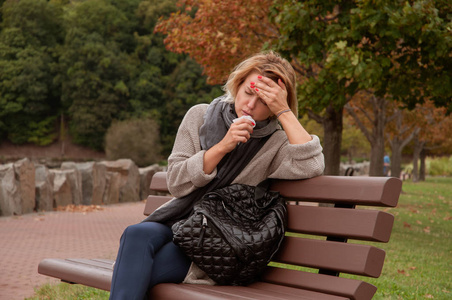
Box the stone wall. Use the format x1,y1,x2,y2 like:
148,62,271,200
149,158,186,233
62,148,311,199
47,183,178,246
0,158,165,217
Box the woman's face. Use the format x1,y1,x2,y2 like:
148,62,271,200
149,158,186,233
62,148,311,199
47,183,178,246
234,72,272,121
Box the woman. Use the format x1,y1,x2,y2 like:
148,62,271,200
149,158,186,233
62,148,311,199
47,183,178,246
109,51,324,299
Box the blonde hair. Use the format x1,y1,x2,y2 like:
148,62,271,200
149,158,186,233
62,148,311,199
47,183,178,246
223,51,298,117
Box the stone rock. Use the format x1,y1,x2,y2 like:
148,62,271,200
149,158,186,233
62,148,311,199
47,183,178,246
62,162,106,205
100,159,140,203
59,164,83,205
0,164,21,216
35,164,54,211
103,171,120,205
139,164,163,200
51,169,82,207
51,170,73,207
14,158,36,214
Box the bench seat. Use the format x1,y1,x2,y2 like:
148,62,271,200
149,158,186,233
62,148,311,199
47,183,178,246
38,172,401,300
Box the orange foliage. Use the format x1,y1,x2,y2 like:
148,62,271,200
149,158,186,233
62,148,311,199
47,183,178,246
154,0,277,84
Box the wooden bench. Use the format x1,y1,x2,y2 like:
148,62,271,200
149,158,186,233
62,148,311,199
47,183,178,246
38,172,401,299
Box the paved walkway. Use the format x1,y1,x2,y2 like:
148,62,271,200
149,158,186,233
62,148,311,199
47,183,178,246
0,202,145,300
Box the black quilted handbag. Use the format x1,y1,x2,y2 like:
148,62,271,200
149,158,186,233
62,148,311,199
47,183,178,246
172,182,287,286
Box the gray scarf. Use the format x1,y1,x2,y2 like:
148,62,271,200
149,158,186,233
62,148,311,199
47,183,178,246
199,95,279,150
143,95,278,226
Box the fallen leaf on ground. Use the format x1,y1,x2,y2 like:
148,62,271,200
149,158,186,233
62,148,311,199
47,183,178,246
397,269,410,276
403,222,411,228
56,205,104,213
423,226,431,233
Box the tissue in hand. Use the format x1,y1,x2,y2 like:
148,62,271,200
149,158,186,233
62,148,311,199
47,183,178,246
233,115,256,128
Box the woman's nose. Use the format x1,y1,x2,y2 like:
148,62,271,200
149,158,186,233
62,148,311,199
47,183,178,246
247,96,257,109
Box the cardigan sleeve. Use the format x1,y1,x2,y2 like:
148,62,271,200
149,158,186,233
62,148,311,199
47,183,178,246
267,134,325,180
166,104,217,198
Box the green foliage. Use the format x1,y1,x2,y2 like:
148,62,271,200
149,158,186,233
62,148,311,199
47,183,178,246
0,0,219,156
299,115,324,142
105,118,162,167
270,0,452,113
0,0,63,143
6,115,57,145
426,156,452,176
159,57,222,155
400,156,452,177
58,0,133,150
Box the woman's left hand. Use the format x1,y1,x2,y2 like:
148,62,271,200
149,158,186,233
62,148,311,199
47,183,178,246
252,76,290,116
253,75,313,145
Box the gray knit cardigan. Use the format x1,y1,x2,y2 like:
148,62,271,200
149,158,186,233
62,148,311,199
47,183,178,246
157,103,325,284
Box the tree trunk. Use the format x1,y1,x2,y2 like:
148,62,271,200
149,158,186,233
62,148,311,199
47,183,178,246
369,130,385,176
60,113,65,157
368,97,386,176
419,149,426,181
390,140,403,179
387,111,419,179
322,105,343,175
412,133,421,182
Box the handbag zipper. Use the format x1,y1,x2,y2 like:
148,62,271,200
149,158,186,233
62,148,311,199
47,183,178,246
197,214,208,247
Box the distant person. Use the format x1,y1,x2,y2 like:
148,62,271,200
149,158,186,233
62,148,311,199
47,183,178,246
384,154,391,176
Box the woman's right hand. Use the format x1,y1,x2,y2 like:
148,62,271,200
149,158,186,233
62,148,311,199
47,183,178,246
203,118,254,174
218,119,254,153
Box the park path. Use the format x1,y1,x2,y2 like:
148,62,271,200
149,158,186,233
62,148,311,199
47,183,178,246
0,202,144,300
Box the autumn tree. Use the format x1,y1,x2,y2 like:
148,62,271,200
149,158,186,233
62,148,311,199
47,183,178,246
155,0,277,84
271,0,452,175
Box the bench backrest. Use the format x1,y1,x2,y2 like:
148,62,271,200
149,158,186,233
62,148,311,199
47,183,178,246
144,172,401,300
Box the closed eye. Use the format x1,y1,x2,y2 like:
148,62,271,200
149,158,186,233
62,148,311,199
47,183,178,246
245,87,254,96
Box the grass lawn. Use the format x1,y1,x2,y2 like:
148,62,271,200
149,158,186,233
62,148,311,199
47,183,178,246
28,177,451,299
350,176,451,299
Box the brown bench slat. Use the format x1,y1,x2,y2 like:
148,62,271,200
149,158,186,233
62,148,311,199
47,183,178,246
38,258,113,291
150,282,348,300
273,237,385,277
149,172,401,207
261,267,376,300
271,176,400,207
144,197,394,242
65,258,113,269
286,205,395,242
143,195,173,216
250,282,349,300
149,172,170,192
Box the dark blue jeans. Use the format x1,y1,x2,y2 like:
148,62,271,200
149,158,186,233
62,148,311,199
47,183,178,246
109,222,191,300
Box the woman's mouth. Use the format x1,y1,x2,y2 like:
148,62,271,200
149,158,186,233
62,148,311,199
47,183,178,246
242,110,252,117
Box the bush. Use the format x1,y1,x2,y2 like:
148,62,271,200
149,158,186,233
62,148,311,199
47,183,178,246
105,118,162,167
427,156,452,176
